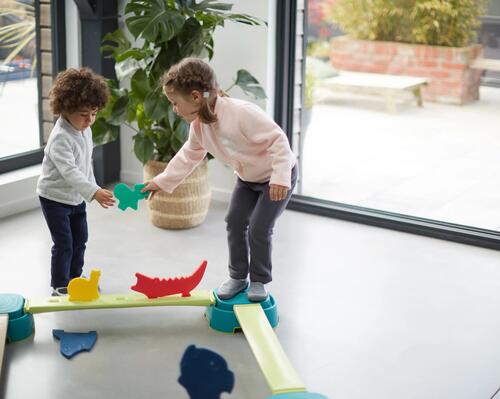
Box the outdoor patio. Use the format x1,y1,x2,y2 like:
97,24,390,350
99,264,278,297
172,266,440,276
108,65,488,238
300,84,500,230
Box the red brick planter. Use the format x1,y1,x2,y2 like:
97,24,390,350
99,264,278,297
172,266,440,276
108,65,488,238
330,36,483,104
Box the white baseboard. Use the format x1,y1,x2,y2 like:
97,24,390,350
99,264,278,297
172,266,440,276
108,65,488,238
0,165,41,219
0,194,39,219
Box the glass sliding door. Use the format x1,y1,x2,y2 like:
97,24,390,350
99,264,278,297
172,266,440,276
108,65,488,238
292,0,500,236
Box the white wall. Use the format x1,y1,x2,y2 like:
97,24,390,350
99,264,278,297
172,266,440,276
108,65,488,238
119,0,276,202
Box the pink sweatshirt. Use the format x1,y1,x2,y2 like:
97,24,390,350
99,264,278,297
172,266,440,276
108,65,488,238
153,96,297,193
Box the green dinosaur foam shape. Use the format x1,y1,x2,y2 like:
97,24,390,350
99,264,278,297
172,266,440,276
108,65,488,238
113,183,149,211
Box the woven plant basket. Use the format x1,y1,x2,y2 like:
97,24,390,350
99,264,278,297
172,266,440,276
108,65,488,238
143,159,211,229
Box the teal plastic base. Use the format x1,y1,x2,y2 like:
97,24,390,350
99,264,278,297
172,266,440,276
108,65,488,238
0,293,35,342
205,289,278,333
266,393,329,398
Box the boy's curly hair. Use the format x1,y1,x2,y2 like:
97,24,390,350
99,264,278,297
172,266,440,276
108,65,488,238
49,67,109,115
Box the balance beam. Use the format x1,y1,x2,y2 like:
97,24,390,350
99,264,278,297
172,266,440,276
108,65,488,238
0,314,8,378
24,291,215,314
234,304,306,395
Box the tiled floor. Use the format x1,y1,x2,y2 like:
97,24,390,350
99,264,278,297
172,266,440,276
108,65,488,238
1,200,500,398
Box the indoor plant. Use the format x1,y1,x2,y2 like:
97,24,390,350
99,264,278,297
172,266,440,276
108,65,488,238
93,0,266,228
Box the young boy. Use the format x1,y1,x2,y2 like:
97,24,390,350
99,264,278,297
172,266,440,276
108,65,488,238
37,67,115,296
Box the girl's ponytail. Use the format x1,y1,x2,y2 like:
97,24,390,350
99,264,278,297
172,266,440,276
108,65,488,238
161,58,220,124
198,92,217,124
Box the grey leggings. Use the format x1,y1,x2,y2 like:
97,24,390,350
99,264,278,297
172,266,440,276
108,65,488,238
225,165,298,283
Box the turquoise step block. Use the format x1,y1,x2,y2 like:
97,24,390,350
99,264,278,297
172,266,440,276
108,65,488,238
205,289,278,333
0,293,35,342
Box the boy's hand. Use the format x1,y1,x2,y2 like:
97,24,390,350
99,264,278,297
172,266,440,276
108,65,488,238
142,180,162,200
269,184,289,201
94,189,116,208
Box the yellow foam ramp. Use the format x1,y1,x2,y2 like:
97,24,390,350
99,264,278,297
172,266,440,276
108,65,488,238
0,314,8,377
24,291,215,314
234,304,306,395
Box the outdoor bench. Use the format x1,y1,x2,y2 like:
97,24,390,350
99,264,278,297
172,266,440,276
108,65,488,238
321,71,429,112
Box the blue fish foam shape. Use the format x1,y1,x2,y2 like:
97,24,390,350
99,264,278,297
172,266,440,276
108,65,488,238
52,329,97,359
178,344,234,399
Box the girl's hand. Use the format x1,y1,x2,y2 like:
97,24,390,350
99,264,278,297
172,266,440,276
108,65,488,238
269,184,289,202
142,180,162,200
94,189,116,208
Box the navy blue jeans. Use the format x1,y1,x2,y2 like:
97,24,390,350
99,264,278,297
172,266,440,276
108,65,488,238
225,165,298,284
39,196,88,288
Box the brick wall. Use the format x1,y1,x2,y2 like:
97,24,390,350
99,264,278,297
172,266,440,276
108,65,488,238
40,0,54,143
330,36,483,104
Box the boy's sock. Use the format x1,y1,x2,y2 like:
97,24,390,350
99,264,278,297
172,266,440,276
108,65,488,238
217,277,248,299
247,282,268,302
51,287,68,296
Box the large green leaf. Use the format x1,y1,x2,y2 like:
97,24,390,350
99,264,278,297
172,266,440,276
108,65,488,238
177,17,205,58
97,84,127,120
125,0,184,42
233,69,267,99
92,118,120,146
144,90,170,121
131,69,152,102
133,133,155,164
108,95,129,125
101,30,131,59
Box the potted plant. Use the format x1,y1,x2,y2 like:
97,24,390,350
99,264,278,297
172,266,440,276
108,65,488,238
323,0,487,104
93,0,266,229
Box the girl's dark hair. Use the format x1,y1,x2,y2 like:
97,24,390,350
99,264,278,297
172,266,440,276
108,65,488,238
161,58,219,124
49,67,109,115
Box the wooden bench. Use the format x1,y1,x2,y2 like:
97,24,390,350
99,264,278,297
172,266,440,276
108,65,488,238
321,71,429,112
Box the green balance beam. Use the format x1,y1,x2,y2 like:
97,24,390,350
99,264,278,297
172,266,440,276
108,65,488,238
234,304,306,395
24,291,215,314
0,314,8,377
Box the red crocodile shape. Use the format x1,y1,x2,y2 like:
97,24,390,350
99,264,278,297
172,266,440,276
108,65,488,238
131,260,208,299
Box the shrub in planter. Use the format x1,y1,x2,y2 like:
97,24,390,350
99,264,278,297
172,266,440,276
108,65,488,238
324,0,487,47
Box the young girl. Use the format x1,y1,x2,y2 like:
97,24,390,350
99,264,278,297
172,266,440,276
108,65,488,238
37,68,115,296
143,58,297,302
